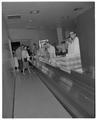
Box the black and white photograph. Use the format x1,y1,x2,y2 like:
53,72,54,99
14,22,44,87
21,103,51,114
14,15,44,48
2,0,95,118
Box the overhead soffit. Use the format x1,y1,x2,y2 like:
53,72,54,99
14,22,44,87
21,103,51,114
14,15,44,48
2,2,94,29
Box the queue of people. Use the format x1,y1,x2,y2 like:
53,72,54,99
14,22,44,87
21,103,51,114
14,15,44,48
13,45,32,75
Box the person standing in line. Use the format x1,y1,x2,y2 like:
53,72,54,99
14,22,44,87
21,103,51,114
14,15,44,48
22,46,31,75
15,45,23,72
13,52,19,72
32,43,38,66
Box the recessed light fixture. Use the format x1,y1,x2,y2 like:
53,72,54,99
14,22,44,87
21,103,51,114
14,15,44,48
30,10,40,14
73,7,83,12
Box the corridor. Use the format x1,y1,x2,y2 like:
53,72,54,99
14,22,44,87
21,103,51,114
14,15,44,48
2,2,95,118
14,69,71,118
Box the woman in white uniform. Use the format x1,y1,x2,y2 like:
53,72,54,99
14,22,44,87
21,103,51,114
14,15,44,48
66,32,83,73
66,32,80,57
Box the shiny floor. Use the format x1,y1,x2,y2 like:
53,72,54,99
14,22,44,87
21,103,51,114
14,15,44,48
14,69,71,118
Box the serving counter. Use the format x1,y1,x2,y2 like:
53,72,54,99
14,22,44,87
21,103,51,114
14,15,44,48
32,57,95,118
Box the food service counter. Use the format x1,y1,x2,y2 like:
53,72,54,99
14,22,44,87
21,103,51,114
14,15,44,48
33,58,95,118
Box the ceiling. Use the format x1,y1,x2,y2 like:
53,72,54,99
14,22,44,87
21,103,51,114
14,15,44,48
2,2,94,29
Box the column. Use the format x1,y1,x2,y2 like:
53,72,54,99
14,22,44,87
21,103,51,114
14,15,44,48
57,26,63,44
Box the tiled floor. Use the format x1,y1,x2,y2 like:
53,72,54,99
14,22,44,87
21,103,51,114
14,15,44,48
14,69,71,118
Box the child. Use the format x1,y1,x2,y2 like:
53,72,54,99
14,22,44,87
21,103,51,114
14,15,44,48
13,52,19,72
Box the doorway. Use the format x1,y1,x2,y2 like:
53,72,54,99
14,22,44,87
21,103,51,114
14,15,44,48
11,42,20,55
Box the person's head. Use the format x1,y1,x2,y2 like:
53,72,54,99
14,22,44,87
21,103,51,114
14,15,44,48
45,42,50,48
20,44,24,50
27,46,30,50
33,43,37,49
65,32,76,43
23,46,27,50
42,43,46,48
65,31,70,39
69,32,76,40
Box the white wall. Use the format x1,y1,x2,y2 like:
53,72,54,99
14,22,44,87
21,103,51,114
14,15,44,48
2,16,15,118
9,29,39,41
9,28,58,48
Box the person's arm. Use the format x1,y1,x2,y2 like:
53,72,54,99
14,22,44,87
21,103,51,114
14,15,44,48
26,51,30,60
26,51,32,62
73,37,80,55
53,47,56,58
